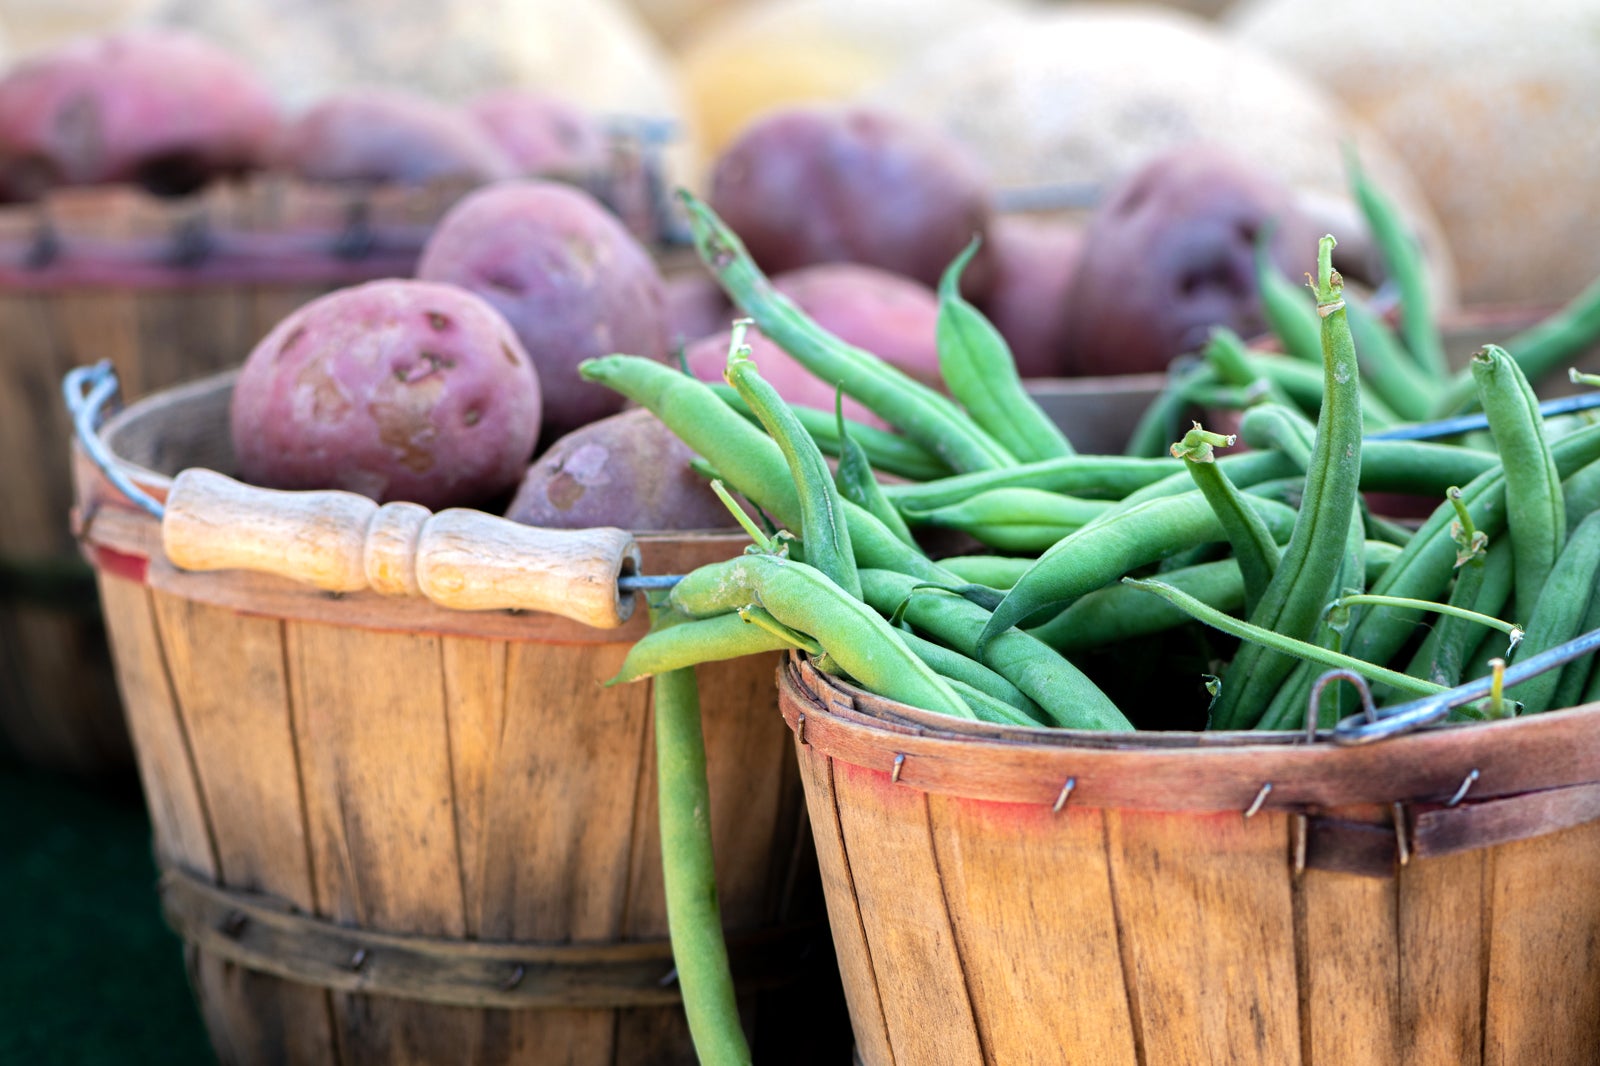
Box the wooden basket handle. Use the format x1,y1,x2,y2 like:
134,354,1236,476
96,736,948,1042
161,468,643,629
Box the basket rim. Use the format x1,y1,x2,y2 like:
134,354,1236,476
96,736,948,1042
779,654,1600,816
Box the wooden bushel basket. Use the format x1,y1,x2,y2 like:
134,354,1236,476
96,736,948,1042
70,370,835,1064
0,176,469,774
779,655,1600,1066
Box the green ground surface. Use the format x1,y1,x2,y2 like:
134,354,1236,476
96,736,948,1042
0,753,214,1065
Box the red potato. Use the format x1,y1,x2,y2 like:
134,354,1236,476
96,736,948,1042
415,179,669,442
665,270,732,353
977,215,1086,378
1059,144,1326,376
0,28,281,200
707,104,998,299
682,261,944,429
466,89,611,180
230,279,541,510
275,87,518,186
504,407,734,531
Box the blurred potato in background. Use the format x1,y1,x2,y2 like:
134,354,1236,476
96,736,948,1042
1230,0,1600,307
863,3,1455,303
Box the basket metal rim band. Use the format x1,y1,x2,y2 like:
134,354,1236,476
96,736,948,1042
161,866,819,1011
779,657,1600,817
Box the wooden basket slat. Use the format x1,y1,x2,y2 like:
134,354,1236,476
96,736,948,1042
1394,850,1487,1066
1483,821,1600,1062
794,743,895,1066
831,760,986,1065
926,796,1139,1065
1297,867,1404,1062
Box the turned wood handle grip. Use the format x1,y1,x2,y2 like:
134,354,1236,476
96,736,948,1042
161,468,643,628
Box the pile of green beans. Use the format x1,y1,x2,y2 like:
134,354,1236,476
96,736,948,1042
576,190,1600,1062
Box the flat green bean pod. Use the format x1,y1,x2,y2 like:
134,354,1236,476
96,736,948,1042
1472,343,1565,619
979,489,1299,645
859,568,1131,731
937,240,1075,462
667,553,973,719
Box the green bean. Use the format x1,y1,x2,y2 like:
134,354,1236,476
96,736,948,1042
1124,577,1445,699
898,630,1044,721
1347,147,1447,379
709,382,950,482
1027,558,1245,653
946,678,1045,726
1255,235,1323,364
832,396,917,549
1506,511,1600,714
901,488,1112,553
612,611,798,685
1343,293,1435,422
937,240,1075,461
1237,402,1315,470
937,555,1032,589
581,355,954,582
1202,327,1299,410
979,488,1300,644
1330,594,1522,647
1173,422,1280,615
1472,344,1565,619
1433,270,1600,416
653,666,753,1066
1236,349,1335,413
667,553,973,718
1340,421,1600,673
1101,448,1300,514
859,568,1132,731
1546,590,1600,713
1209,236,1365,729
726,326,860,597
1400,503,1511,690
881,454,1185,511
1562,455,1600,537
681,191,1016,472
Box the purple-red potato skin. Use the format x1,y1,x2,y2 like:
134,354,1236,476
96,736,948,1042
665,270,733,352
230,280,541,510
467,89,610,179
0,28,281,200
707,105,997,298
684,261,944,428
416,180,669,440
979,215,1085,378
276,87,517,186
1060,145,1325,376
504,407,734,532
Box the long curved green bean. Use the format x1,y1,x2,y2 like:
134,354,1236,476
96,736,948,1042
612,612,797,685
858,568,1132,731
708,382,950,482
937,554,1032,589
1343,293,1435,422
681,191,1016,473
726,325,860,598
978,489,1300,645
1506,510,1600,714
1347,148,1447,379
1472,343,1565,619
882,455,1187,511
833,400,917,548
1173,423,1280,615
937,240,1075,462
1124,577,1445,700
901,488,1112,553
666,553,973,719
1211,235,1363,730
1255,236,1323,365
1028,558,1246,652
897,630,1044,721
653,666,753,1066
